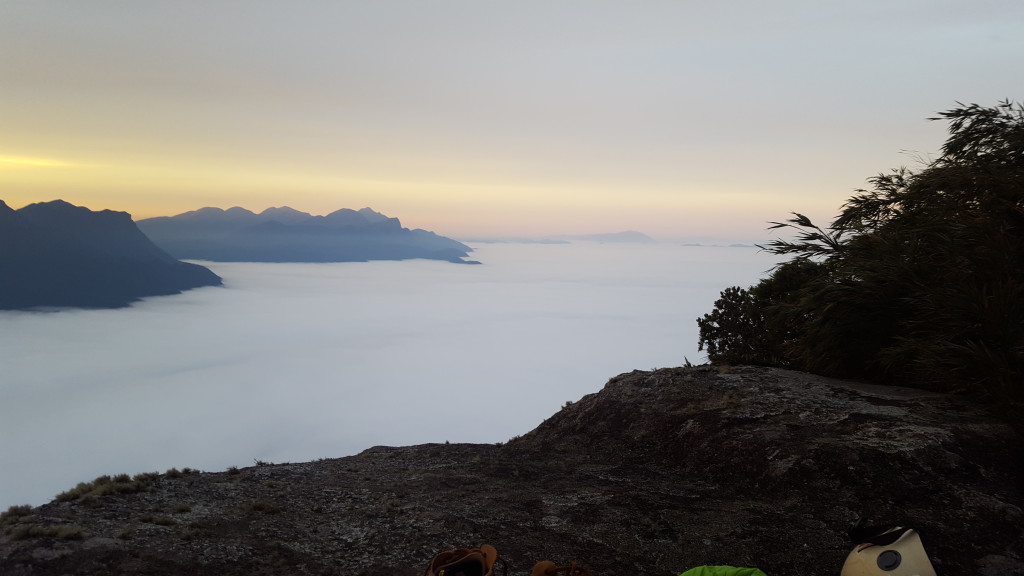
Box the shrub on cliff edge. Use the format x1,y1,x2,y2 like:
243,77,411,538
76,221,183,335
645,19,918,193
698,100,1024,406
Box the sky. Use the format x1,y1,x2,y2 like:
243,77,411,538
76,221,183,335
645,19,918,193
0,242,778,509
1,1,1022,239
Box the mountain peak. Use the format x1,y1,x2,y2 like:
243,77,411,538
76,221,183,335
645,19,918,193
259,206,307,216
137,205,471,263
17,199,132,225
27,199,78,209
357,207,389,222
0,199,221,310
177,207,256,220
258,206,313,224
19,199,89,216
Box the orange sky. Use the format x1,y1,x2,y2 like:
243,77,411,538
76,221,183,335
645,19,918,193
2,2,1018,241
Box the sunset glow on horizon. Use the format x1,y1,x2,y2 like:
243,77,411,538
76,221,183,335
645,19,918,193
2,2,1020,240
0,156,79,169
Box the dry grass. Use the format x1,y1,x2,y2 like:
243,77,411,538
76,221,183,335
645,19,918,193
55,472,157,503
0,505,33,526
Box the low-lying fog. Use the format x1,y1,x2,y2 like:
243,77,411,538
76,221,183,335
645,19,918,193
0,241,778,509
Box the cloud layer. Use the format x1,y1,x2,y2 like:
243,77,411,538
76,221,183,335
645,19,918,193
0,242,777,508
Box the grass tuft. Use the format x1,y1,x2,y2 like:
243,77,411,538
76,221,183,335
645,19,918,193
0,504,34,526
55,472,155,503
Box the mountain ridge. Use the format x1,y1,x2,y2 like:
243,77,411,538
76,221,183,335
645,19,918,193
137,206,475,263
0,200,221,310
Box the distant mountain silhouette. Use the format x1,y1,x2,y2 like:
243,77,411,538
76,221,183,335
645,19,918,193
549,230,654,243
137,206,475,263
463,231,653,244
0,200,222,310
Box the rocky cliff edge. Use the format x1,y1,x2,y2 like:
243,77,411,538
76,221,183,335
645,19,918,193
1,366,1021,575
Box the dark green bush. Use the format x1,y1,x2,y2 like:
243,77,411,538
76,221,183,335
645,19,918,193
698,101,1024,406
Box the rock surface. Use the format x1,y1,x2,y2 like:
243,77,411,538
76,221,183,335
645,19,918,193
1,366,1021,575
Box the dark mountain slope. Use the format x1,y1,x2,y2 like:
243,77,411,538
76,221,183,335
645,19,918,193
0,200,221,310
137,206,474,263
0,366,1019,575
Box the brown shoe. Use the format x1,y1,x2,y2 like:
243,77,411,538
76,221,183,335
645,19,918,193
531,560,594,576
424,545,501,576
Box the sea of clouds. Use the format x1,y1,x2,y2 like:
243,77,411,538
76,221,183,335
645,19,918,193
0,241,780,509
